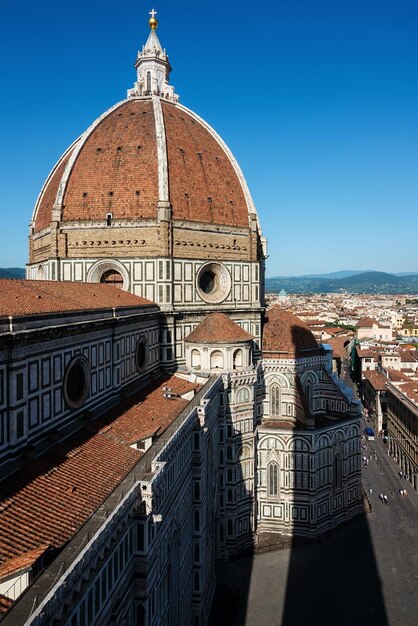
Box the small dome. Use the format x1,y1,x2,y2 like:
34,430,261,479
262,306,320,358
185,313,253,344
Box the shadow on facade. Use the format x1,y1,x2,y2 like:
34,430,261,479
208,384,255,626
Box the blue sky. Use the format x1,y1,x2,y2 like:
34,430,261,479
1,0,417,276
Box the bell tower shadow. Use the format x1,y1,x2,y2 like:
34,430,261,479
280,325,388,626
208,375,255,625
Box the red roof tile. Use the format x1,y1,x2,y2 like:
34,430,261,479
324,336,350,359
387,369,414,383
0,545,49,580
0,374,197,576
0,595,13,618
98,375,200,444
184,313,253,344
363,370,388,391
356,317,378,328
262,306,320,358
0,280,153,317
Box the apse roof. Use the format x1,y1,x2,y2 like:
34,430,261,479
262,306,321,358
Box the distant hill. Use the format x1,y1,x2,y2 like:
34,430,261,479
266,271,418,294
0,267,25,279
277,270,370,280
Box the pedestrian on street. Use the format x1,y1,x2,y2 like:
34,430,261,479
379,493,383,502
383,494,388,504
369,488,373,495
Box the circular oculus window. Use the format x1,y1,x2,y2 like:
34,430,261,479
63,356,91,409
196,262,231,304
135,336,147,372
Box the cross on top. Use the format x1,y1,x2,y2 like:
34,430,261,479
149,8,157,19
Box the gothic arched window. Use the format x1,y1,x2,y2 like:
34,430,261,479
268,462,279,498
334,453,343,489
236,387,250,404
146,71,151,93
306,381,314,411
271,385,281,416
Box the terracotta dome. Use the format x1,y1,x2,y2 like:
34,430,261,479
27,16,265,319
33,98,256,233
262,306,320,358
184,313,253,344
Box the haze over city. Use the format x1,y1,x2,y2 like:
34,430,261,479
1,0,417,276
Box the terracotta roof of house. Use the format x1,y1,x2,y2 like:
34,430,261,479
363,370,388,391
356,317,378,328
399,381,418,404
184,313,253,344
0,280,153,317
325,336,350,359
0,374,197,577
400,350,418,363
356,347,378,359
262,306,320,358
386,369,416,384
305,319,326,327
320,327,348,337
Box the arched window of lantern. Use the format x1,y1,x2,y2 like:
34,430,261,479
233,349,243,369
271,384,281,416
210,350,224,369
146,71,151,92
268,462,279,498
191,349,201,368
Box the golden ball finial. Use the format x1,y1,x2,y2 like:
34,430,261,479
149,8,158,30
